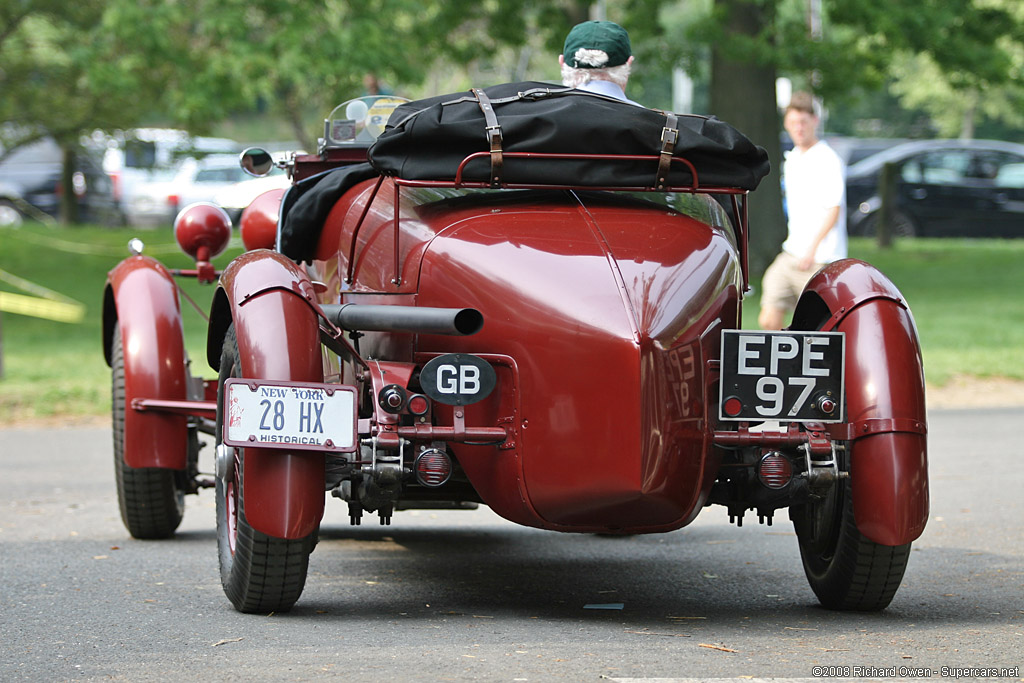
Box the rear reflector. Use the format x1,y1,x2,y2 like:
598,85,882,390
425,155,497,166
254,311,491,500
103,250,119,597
407,394,430,416
757,452,793,489
415,449,452,487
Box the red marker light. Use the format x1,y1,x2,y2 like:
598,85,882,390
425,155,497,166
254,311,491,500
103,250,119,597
407,394,430,416
723,396,743,417
415,449,452,487
757,453,792,489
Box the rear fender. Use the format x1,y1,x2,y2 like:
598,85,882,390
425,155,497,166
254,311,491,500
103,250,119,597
211,249,326,539
103,256,188,469
792,259,928,546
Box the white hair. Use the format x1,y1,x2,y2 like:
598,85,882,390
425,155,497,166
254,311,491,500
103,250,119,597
561,55,631,90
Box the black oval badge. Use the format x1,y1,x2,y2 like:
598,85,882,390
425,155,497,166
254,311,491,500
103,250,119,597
419,354,496,406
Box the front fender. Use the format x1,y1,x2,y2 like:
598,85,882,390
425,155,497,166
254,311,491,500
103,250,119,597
212,249,325,539
103,256,188,469
793,259,928,546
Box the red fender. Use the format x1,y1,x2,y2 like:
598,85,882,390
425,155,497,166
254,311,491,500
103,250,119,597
103,256,188,469
794,259,928,546
213,249,325,539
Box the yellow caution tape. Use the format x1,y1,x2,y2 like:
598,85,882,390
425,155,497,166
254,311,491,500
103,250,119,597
0,291,85,323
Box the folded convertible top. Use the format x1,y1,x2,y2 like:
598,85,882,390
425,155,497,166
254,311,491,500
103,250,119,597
368,81,770,191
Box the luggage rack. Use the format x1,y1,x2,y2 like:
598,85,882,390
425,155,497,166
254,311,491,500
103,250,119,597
344,150,752,291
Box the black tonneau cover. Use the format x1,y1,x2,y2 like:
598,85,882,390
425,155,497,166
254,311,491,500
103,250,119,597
368,81,770,191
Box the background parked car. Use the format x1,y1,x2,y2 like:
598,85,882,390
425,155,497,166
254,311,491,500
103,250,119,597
827,136,909,167
213,166,291,224
0,137,122,226
123,153,251,227
845,139,1024,238
101,129,241,227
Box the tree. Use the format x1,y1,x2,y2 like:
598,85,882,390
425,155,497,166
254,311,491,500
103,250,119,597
91,0,600,151
0,1,159,223
708,0,786,277
664,0,1024,275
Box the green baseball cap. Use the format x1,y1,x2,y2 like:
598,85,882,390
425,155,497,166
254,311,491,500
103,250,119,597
562,20,632,69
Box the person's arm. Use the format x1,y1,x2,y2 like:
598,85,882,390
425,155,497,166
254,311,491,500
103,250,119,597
798,205,840,270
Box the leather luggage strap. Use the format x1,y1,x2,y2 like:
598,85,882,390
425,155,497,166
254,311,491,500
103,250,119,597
472,88,504,188
657,113,679,190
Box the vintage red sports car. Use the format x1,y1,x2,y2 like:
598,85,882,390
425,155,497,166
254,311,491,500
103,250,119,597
102,83,927,614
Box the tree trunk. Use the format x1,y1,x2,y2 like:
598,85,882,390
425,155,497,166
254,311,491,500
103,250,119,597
59,145,78,225
960,89,977,140
283,89,316,153
876,161,895,248
710,0,786,282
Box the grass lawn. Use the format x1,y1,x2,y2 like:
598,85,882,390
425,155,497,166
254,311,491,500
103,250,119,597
741,238,1024,385
0,224,242,422
1,224,1022,423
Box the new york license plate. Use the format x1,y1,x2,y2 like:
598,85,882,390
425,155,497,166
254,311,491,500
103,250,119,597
719,330,845,422
223,379,358,452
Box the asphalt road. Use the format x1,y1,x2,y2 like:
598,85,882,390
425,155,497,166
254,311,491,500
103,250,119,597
1,408,1022,682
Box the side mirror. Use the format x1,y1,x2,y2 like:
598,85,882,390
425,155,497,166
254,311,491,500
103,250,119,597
239,147,274,177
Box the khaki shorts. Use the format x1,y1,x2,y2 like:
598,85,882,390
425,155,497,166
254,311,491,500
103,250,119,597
759,251,822,312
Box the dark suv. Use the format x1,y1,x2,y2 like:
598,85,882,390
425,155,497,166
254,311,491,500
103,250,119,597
0,137,122,226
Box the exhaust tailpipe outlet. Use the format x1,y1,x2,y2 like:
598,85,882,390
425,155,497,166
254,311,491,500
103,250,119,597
322,303,483,336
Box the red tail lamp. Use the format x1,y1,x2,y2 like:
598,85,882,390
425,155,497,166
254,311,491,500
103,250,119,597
407,394,430,416
757,452,793,489
415,449,452,487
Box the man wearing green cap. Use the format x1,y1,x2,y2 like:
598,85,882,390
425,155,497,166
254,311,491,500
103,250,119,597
560,20,639,105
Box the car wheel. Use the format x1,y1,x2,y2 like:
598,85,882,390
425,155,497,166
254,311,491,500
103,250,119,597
111,326,185,539
0,199,24,227
861,210,917,238
215,324,314,613
790,456,911,611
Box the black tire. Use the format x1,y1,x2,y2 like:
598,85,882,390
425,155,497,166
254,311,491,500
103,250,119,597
791,464,911,611
111,327,185,539
0,198,24,227
215,325,315,613
860,210,917,238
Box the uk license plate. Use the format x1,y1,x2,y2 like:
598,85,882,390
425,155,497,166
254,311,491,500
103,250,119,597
719,330,845,422
223,379,358,452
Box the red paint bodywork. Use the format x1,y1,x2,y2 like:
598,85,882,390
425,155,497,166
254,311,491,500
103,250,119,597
103,256,189,469
213,250,327,539
239,189,284,251
309,180,742,532
797,260,929,545
108,149,927,548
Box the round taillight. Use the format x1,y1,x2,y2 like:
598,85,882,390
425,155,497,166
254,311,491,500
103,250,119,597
817,395,837,416
407,394,430,416
378,384,406,413
757,452,793,490
723,396,743,417
174,202,232,260
415,449,452,487
240,188,285,251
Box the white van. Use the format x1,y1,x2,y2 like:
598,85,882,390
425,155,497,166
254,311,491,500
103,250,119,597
101,129,241,226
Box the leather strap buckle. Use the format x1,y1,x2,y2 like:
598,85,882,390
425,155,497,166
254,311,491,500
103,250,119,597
657,113,679,190
472,88,503,188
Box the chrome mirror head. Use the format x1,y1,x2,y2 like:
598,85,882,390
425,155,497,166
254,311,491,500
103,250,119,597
239,148,274,177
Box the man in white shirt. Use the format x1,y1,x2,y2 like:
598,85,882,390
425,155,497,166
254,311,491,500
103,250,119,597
758,92,847,330
559,20,640,105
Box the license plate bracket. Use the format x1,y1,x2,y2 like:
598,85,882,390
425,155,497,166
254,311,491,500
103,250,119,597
719,330,845,422
223,379,358,452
